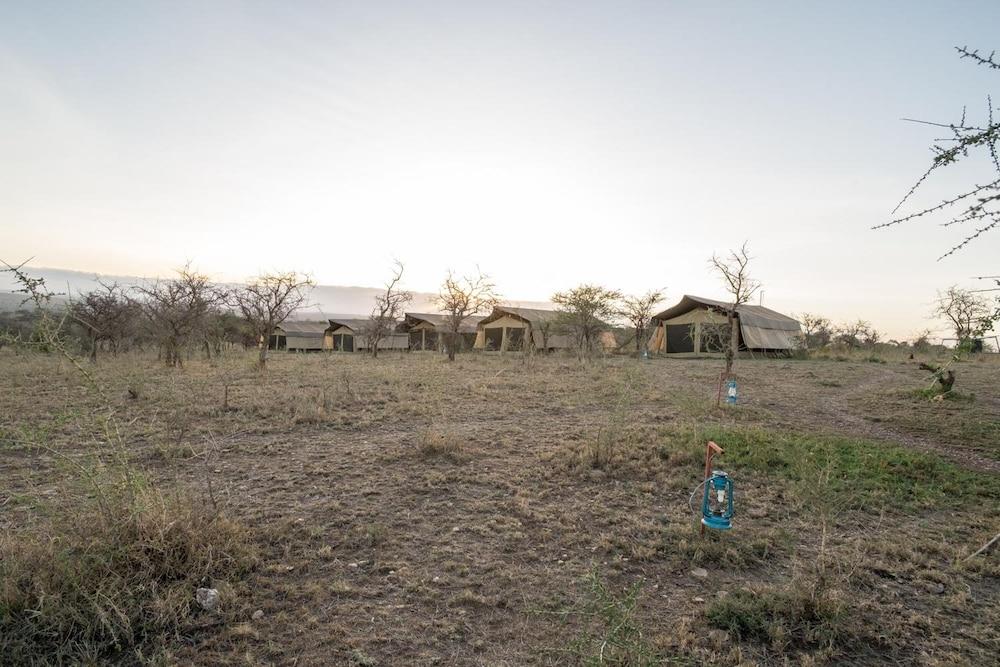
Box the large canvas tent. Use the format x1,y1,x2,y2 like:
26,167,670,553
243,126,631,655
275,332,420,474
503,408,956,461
474,306,616,352
401,313,483,352
270,321,331,351
648,295,801,355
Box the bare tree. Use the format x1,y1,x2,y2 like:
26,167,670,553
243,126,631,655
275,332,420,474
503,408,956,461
231,271,315,369
135,264,225,367
552,285,622,356
796,313,834,350
834,319,877,349
932,286,991,347
435,269,500,362
875,46,1000,258
709,242,760,378
365,261,412,358
69,280,136,361
618,289,664,355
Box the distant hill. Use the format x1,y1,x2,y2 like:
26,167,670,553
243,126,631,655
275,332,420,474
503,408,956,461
0,267,552,318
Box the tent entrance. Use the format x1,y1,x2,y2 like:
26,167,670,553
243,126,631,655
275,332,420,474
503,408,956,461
665,324,694,353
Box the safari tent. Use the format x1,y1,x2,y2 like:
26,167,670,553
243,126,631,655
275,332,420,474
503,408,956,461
326,318,368,352
401,313,483,352
648,295,801,355
270,321,331,351
327,318,408,353
474,306,616,352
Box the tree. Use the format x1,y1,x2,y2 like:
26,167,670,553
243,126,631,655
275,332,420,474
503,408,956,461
875,46,999,258
231,271,315,369
797,313,834,350
709,242,760,378
552,285,622,355
834,319,878,349
135,264,225,367
932,286,991,347
435,269,500,362
68,280,136,361
365,261,411,359
618,290,664,355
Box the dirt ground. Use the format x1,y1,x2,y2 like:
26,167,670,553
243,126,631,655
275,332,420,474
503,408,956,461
2,349,999,665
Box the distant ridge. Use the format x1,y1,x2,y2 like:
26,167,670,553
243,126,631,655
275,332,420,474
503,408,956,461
0,266,553,317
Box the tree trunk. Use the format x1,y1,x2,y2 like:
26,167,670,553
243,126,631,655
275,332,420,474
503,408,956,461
447,330,457,362
725,311,737,378
258,327,270,369
90,332,98,362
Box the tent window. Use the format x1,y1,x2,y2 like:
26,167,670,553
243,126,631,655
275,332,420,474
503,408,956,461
665,324,694,353
485,328,503,350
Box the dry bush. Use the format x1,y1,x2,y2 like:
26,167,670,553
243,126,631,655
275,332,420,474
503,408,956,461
0,489,257,663
417,428,464,460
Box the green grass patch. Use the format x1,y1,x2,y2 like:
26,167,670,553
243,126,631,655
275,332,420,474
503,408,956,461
667,425,1000,512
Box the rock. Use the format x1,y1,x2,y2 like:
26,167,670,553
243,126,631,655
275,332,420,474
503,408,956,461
348,562,359,569
716,590,729,599
691,567,708,579
196,587,220,611
251,609,264,621
747,507,768,519
693,596,705,603
432,576,441,583
926,582,946,595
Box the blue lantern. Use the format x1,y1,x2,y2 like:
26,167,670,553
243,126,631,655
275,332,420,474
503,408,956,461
726,380,737,405
701,470,734,530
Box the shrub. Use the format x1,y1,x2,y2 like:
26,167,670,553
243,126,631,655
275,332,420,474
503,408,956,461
417,429,463,460
0,489,257,663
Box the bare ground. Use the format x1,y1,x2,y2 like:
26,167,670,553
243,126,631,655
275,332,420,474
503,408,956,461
2,350,999,665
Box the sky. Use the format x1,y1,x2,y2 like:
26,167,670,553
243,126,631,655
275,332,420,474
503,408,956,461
2,1,998,340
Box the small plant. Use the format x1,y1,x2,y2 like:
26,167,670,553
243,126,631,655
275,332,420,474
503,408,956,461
705,574,851,652
417,428,463,460
571,568,658,666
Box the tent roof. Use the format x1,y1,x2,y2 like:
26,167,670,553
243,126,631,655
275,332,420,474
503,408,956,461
653,295,799,330
404,312,483,333
479,306,561,327
653,295,801,350
276,321,329,337
327,318,372,333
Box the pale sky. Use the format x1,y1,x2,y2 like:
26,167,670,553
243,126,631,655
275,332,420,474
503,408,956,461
2,2,998,340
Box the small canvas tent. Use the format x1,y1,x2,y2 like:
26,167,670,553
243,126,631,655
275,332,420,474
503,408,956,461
648,295,800,355
270,321,331,351
401,313,483,352
327,318,409,353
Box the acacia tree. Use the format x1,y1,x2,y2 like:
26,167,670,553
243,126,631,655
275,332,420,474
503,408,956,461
365,261,411,359
69,280,136,361
932,286,991,347
797,313,834,350
435,269,500,362
552,284,622,356
231,271,315,369
618,289,664,355
875,46,999,258
136,265,225,367
709,242,760,378
834,319,878,349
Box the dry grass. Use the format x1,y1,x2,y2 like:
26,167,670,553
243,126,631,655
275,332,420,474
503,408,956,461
1,347,998,664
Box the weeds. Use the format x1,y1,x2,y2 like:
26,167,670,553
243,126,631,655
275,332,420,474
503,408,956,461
0,489,257,663
570,568,658,666
417,428,463,461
